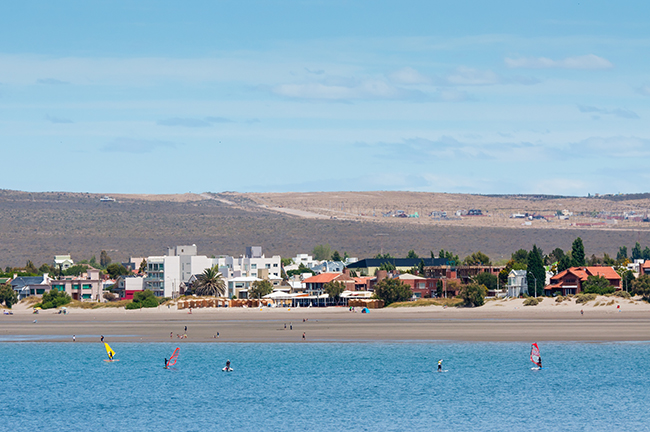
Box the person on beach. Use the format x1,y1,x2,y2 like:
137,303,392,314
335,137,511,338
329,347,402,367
438,359,442,372
302,332,306,340
73,335,76,342
184,326,187,332
170,332,173,338
290,323,293,330
100,335,104,342
580,309,584,316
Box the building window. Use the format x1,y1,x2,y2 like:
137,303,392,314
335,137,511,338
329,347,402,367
251,264,257,270
266,264,271,269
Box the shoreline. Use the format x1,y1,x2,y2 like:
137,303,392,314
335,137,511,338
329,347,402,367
2,296,649,343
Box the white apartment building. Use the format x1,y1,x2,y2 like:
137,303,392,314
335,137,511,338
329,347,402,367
145,256,181,298
507,270,528,297
217,247,281,279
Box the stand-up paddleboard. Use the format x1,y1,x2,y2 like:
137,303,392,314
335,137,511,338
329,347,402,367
222,367,233,372
104,359,120,362
530,343,542,370
104,342,118,362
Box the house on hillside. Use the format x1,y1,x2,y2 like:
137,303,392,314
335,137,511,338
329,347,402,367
54,255,74,270
507,270,528,297
545,266,621,296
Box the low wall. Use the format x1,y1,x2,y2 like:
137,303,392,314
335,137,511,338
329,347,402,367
177,298,273,309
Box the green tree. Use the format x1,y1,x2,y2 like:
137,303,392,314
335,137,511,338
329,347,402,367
249,279,273,299
406,250,419,259
436,280,443,298
100,250,111,268
511,249,529,265
418,259,425,275
571,237,585,267
617,246,628,261
25,260,38,274
38,264,55,275
106,263,130,279
280,257,293,267
438,250,459,265
619,269,635,291
557,255,572,273
643,247,650,261
323,281,346,305
631,275,650,300
138,259,147,274
0,284,18,308
463,251,492,266
89,255,98,268
127,289,160,309
36,290,71,309
632,242,642,260
348,269,358,277
547,248,565,265
374,253,393,259
474,272,498,292
194,266,226,297
63,264,88,276
603,253,616,266
331,250,342,262
287,263,316,278
459,283,487,307
527,244,545,296
312,244,331,261
379,261,396,271
582,275,615,295
374,278,412,306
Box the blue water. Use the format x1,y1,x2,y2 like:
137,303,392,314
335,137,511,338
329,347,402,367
1,342,649,431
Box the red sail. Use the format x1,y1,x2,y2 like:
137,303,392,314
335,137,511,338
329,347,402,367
530,343,541,367
167,348,180,366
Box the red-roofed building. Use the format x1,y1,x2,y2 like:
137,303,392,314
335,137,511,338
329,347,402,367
303,273,356,294
545,266,621,296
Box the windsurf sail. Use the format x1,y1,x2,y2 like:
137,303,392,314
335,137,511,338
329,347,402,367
105,343,116,360
530,343,541,367
167,347,180,367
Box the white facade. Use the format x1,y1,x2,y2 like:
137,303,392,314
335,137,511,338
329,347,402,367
507,270,528,297
54,254,74,270
227,276,262,299
217,248,281,280
145,256,181,298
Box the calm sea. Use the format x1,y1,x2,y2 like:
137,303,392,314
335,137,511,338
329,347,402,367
1,342,648,431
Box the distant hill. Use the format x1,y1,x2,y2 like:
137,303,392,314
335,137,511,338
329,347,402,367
0,189,649,267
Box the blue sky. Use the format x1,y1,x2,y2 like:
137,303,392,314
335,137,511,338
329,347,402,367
1,0,649,195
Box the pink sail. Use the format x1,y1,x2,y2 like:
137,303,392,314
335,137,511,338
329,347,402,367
530,343,542,367
167,348,180,366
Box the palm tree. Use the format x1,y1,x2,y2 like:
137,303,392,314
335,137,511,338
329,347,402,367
194,266,226,297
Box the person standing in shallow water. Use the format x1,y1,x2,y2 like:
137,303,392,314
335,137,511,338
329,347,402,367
438,359,443,372
100,335,104,342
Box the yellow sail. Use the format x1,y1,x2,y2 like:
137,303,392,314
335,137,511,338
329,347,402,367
104,343,116,360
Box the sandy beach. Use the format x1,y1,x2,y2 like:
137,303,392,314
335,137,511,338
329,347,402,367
2,297,650,343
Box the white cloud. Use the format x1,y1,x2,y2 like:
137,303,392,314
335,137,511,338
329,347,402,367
46,114,73,124
271,78,419,101
577,105,640,119
504,54,613,69
101,138,177,153
389,67,431,85
569,136,650,158
445,67,502,86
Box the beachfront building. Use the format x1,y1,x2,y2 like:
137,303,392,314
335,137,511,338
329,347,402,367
216,247,281,279
394,273,437,298
10,274,55,299
114,275,145,300
145,256,181,298
54,254,74,271
227,276,261,299
347,257,447,276
310,260,346,273
545,266,621,296
507,270,528,297
50,269,104,301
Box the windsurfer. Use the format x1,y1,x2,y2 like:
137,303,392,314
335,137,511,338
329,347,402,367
437,359,443,372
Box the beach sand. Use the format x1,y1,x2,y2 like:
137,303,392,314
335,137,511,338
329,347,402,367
2,296,650,343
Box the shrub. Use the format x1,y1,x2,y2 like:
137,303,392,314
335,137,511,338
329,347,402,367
582,275,616,295
35,290,71,309
555,295,565,303
125,302,141,310
524,298,540,306
458,283,487,307
126,289,161,310
612,290,631,299
575,293,597,304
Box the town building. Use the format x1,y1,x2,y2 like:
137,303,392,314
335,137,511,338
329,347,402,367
545,266,621,296
54,255,74,270
11,274,54,299
347,257,447,276
507,270,528,297
50,269,104,301
216,247,281,279
114,275,145,300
